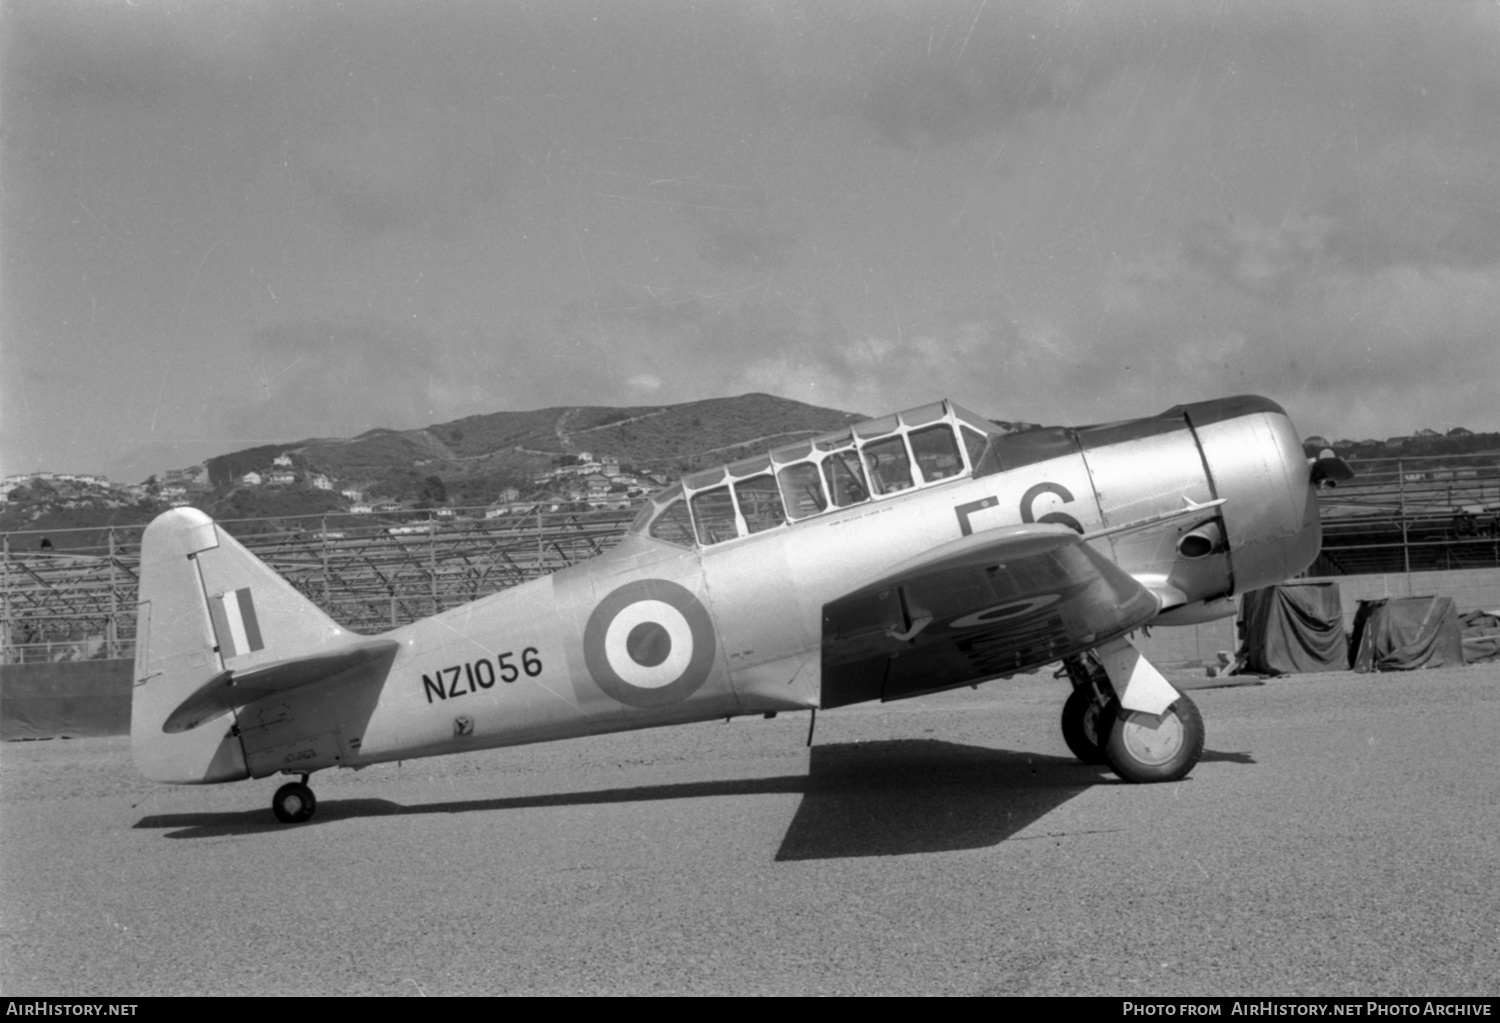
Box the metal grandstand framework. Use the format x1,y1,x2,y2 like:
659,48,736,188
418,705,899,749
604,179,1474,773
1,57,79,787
1312,453,1500,576
5,451,1500,663
1,505,633,663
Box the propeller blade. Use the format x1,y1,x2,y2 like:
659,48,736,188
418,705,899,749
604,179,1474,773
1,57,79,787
1310,448,1354,486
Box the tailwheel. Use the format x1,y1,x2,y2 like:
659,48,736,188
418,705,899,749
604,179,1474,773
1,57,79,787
1060,686,1114,765
272,780,317,824
1104,694,1204,784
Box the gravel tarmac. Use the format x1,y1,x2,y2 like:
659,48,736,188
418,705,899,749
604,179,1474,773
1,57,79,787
2,664,1497,996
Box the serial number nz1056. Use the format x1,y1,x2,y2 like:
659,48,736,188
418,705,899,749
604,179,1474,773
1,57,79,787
421,648,542,704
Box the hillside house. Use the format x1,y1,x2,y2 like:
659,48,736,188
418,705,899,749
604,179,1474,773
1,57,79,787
310,474,333,490
273,454,294,467
241,472,263,486
341,488,364,501
164,465,208,487
267,470,296,486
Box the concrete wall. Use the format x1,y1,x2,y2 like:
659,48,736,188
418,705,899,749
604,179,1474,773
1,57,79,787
0,659,133,739
1136,567,1500,668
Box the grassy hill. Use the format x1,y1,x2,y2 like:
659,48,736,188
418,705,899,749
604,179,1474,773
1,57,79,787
279,392,864,494
10,393,1499,549
3,394,865,544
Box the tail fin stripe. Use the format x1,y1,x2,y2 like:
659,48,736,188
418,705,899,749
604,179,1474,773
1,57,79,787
210,587,264,659
236,587,264,651
208,593,235,657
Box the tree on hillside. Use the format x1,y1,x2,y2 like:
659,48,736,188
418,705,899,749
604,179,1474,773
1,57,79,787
413,475,448,510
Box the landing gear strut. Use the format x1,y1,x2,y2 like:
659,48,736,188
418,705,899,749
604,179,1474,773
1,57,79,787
272,775,317,824
1059,654,1114,765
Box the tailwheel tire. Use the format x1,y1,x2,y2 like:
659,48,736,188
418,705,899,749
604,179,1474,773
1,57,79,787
1060,687,1114,765
1104,694,1204,784
272,781,317,824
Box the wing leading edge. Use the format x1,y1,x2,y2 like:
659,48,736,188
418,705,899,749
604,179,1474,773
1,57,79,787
820,524,1159,708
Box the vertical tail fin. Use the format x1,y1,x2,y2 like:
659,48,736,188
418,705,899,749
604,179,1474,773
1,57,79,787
132,508,358,782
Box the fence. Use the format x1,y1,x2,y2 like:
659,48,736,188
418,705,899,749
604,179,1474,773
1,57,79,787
2,505,633,664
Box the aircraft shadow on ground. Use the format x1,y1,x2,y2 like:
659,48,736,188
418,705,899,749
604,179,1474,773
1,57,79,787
134,739,1252,854
774,739,1103,860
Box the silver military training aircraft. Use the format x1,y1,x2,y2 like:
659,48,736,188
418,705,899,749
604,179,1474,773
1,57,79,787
132,394,1336,824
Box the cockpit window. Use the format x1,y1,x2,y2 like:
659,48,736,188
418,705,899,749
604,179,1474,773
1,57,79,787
734,475,787,534
862,435,913,495
822,448,870,507
647,497,695,547
909,424,962,483
667,399,998,541
778,462,827,519
690,486,738,546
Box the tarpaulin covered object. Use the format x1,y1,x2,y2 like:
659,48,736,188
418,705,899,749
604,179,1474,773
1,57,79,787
1235,582,1348,676
1459,609,1500,664
0,660,133,739
1350,597,1464,673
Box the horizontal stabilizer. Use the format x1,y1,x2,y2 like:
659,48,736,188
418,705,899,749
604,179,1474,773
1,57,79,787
163,639,400,734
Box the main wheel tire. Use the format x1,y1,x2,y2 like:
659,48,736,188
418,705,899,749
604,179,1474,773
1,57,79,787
1060,687,1113,765
1104,694,1204,784
272,781,317,824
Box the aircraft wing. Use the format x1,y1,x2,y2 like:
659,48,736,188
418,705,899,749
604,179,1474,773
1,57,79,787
820,523,1160,707
161,639,400,733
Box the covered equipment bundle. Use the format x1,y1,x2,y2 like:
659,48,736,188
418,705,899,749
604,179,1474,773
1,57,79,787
1235,581,1348,676
1349,596,1464,673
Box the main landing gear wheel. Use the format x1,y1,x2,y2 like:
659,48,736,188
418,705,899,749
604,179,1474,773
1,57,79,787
272,781,317,824
1104,694,1204,784
1060,687,1114,765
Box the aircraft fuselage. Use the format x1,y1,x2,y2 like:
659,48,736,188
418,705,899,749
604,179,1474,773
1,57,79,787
204,395,1317,782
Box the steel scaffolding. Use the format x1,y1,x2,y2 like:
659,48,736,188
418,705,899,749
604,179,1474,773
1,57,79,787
1,505,633,663
1312,454,1500,575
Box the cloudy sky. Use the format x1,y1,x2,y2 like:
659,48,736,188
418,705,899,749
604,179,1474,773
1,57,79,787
3,0,1498,482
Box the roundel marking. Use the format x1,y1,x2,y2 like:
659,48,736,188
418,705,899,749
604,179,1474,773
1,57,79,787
584,579,717,708
950,594,1063,630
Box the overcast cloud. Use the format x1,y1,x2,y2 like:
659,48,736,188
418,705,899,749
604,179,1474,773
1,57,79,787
3,0,1497,481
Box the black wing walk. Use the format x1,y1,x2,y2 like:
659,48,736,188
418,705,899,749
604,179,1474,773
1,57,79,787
820,524,1159,707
